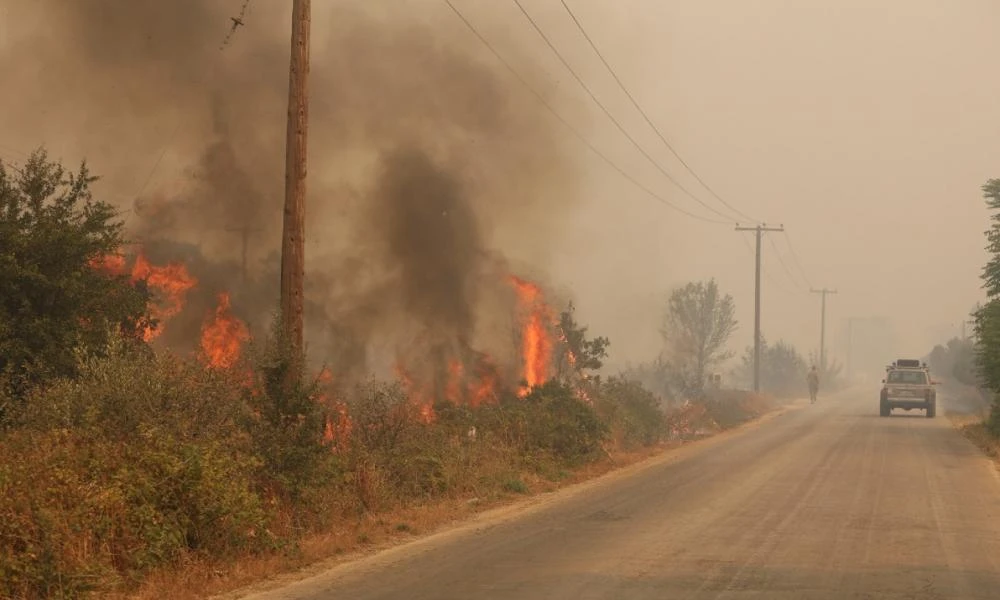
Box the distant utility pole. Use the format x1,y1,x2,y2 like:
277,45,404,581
811,288,837,370
225,223,262,283
735,223,785,393
846,317,857,379
280,0,310,365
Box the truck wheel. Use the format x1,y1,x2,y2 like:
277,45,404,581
926,402,936,418
880,400,890,417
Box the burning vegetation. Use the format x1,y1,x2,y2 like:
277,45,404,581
0,3,710,598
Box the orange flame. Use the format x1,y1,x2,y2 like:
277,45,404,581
394,363,436,424
317,368,352,453
90,251,197,341
509,275,553,396
200,292,249,369
469,363,497,408
88,253,127,276
445,359,463,404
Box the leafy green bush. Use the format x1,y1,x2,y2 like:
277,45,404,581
0,151,151,404
596,376,666,448
242,333,339,511
0,429,268,598
487,381,607,465
0,333,340,598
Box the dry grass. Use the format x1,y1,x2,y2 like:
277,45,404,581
114,446,667,600
947,411,1000,462
116,404,769,600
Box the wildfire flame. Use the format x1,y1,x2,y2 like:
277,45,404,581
509,275,553,396
317,368,352,453
88,252,127,276
132,253,198,340
200,292,250,369
395,363,436,424
90,250,197,341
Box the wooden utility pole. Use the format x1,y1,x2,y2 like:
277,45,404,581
811,288,837,370
735,223,785,393
281,0,310,363
846,317,856,379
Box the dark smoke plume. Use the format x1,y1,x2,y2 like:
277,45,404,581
0,1,583,391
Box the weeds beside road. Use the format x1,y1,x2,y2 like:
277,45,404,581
0,338,784,600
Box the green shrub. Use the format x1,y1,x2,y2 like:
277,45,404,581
596,376,666,448
13,335,246,441
0,151,152,404
486,381,607,465
0,428,268,599
242,335,338,510
0,336,290,598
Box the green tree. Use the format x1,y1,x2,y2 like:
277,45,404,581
0,150,150,402
554,301,609,380
973,178,1000,433
975,181,1000,380
661,279,737,399
737,336,807,397
927,337,977,386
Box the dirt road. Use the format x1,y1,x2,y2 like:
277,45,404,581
236,388,1000,599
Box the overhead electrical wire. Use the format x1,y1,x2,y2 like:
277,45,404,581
442,0,730,224
510,0,739,224
767,234,806,291
781,231,814,290
739,232,793,295
557,0,758,224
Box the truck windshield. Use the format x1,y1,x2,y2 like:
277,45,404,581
887,370,927,385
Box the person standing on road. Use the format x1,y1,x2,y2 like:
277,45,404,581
807,366,820,403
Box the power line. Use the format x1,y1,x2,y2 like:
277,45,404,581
139,4,250,202
781,231,814,289
739,232,792,295
221,0,252,49
511,0,738,224
442,0,729,224
557,0,758,224
766,233,805,290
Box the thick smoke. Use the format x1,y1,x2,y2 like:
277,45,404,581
0,1,582,390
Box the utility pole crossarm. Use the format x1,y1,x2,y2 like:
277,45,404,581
734,223,785,393
734,225,785,233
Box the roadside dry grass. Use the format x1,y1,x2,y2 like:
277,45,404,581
117,397,779,600
110,444,667,600
947,411,1000,462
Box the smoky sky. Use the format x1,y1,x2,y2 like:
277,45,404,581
0,0,585,388
2,0,997,382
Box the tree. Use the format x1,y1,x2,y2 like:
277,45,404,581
660,279,737,399
975,180,1000,401
0,150,151,401
554,301,609,380
927,337,977,386
736,336,807,397
973,178,1000,433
